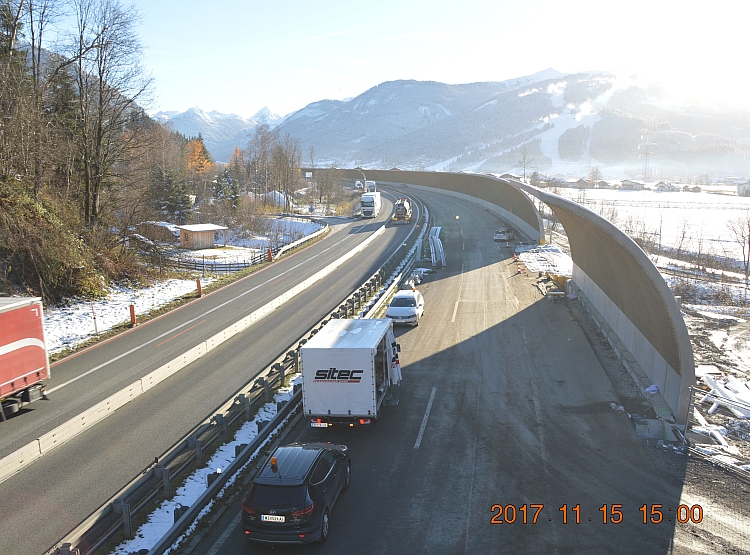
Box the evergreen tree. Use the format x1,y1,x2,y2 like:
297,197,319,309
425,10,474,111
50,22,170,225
151,166,191,224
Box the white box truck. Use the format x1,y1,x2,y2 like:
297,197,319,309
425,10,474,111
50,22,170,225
301,319,401,427
360,191,381,218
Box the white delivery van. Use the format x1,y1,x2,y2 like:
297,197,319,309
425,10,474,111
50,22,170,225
301,319,401,427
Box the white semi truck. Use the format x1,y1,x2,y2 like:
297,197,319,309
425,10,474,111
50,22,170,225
360,191,381,218
301,319,401,427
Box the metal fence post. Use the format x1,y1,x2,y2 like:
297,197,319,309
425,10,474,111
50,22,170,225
243,394,252,421
216,413,229,440
683,387,695,448
195,439,203,467
122,503,132,539
156,463,171,497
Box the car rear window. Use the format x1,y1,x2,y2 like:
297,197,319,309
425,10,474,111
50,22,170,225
247,484,306,507
391,297,416,307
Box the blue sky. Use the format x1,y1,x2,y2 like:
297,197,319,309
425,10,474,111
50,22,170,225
128,0,749,118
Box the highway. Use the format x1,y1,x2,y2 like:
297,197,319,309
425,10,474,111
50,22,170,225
0,192,417,555
186,188,749,555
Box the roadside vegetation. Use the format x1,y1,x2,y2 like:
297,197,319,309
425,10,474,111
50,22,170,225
0,1,354,305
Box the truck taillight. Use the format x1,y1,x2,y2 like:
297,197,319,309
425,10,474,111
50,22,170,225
359,418,372,425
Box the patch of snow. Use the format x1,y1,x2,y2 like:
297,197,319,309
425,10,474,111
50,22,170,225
45,278,215,355
518,88,539,98
547,82,567,107
42,218,323,355
517,244,573,276
473,98,497,112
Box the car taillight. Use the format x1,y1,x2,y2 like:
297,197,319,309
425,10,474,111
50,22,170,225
242,502,257,519
291,502,316,519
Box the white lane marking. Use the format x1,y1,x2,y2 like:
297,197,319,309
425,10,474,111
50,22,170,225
414,387,437,449
451,262,465,323
206,512,241,555
47,227,378,394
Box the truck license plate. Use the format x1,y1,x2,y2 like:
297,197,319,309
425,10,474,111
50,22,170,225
311,422,328,428
261,515,285,522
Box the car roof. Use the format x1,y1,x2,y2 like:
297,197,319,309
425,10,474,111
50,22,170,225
393,290,419,298
254,443,342,485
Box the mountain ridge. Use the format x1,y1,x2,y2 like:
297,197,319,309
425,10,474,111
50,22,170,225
153,106,286,162
156,70,750,179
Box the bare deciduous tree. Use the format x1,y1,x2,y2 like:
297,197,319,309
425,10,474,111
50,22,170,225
71,0,152,227
517,144,534,183
727,212,750,281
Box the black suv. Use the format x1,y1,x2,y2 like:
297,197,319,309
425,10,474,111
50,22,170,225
241,442,351,544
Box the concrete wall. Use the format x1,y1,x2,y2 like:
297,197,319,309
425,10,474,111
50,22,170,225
512,181,694,425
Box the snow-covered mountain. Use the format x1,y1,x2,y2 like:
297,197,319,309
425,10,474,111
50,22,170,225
153,107,286,162
276,69,750,179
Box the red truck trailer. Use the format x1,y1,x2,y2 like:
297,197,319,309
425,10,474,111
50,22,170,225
0,297,49,421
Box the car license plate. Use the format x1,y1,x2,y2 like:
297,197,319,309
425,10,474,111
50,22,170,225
261,515,285,522
311,422,328,428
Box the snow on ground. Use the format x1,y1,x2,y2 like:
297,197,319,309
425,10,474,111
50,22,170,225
44,278,214,355
110,379,301,555
167,245,261,263
555,188,750,264
535,80,603,177
42,217,324,355
516,244,573,276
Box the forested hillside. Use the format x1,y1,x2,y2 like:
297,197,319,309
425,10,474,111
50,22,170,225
0,1,311,304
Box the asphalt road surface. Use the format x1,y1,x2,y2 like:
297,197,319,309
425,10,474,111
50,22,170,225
0,193,423,555
186,189,749,555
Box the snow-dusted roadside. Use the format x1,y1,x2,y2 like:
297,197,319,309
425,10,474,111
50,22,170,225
110,380,300,555
44,278,214,355
41,217,325,356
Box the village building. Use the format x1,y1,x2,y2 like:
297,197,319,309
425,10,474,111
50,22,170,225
656,181,679,192
621,179,645,190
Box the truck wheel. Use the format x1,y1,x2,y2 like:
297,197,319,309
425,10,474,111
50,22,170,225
319,509,330,543
2,399,20,417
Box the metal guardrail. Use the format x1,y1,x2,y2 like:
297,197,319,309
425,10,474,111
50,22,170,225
147,390,303,555
47,201,428,555
428,227,445,269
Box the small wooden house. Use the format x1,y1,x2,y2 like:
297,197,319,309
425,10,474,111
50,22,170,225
176,224,228,250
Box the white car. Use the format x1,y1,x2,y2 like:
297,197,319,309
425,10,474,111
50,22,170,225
386,290,425,326
494,228,515,241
